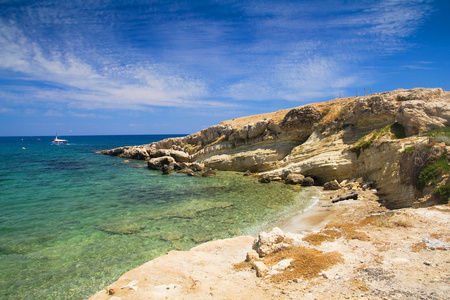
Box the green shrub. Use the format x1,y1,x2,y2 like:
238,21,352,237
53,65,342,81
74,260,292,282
351,123,405,158
416,154,450,191
432,184,450,203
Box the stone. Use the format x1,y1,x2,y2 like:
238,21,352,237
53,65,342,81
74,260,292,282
246,250,259,262
248,120,268,139
258,176,271,183
253,227,291,257
323,180,341,190
302,177,315,186
147,156,176,170
285,173,304,185
107,286,120,295
243,170,252,176
252,261,269,277
202,168,217,177
161,164,174,175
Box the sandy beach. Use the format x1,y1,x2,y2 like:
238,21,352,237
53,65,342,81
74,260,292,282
89,187,450,300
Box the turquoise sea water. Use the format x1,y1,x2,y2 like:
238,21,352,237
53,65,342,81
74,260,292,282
0,135,318,299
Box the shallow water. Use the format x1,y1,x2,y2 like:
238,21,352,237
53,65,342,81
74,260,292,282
0,135,318,299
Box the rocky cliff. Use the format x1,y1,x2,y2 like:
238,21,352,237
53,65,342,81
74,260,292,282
100,88,450,208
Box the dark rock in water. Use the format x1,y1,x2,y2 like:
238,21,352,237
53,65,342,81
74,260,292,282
162,164,174,175
323,179,341,190
285,173,304,185
98,223,146,235
258,176,271,183
302,177,315,186
190,163,205,172
332,192,360,203
160,231,184,241
202,168,216,177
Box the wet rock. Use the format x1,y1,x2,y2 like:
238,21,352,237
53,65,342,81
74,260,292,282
285,173,304,185
161,231,184,241
161,164,174,175
202,168,217,177
302,177,315,186
98,223,146,235
258,176,271,183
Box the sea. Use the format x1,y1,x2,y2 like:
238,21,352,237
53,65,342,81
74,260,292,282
0,135,319,299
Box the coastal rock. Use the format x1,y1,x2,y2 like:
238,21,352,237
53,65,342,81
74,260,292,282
100,88,450,209
246,250,259,262
252,227,291,257
147,156,176,170
258,175,271,183
323,180,341,190
285,173,304,185
161,164,174,175
302,177,315,186
252,261,269,277
280,106,323,129
248,120,269,139
201,168,217,177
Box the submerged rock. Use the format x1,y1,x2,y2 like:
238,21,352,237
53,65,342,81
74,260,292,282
98,223,146,235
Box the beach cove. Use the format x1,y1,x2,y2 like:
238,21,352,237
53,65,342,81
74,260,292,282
0,135,319,299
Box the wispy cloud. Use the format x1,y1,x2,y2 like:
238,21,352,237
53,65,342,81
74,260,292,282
0,0,436,118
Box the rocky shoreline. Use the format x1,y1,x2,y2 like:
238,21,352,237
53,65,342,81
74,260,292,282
100,87,450,208
92,88,450,299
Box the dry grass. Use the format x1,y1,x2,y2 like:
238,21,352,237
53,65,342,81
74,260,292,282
348,278,371,292
263,246,344,282
410,241,427,252
325,222,371,241
232,261,253,272
302,229,342,246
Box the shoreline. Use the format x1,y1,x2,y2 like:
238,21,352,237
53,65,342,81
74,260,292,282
89,188,450,299
89,187,376,299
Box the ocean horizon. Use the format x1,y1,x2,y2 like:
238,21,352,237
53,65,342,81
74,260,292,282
0,134,318,299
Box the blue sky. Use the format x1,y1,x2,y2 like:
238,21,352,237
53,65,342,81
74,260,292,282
0,0,449,136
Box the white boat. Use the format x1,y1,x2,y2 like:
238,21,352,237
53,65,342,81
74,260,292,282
52,134,68,145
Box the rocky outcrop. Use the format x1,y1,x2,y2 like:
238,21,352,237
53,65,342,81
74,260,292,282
100,88,450,208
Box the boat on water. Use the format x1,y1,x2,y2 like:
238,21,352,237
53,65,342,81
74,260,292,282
52,134,68,145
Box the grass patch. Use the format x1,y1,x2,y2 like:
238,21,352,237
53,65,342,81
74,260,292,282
422,126,450,145
350,122,406,158
416,153,450,191
302,229,342,246
264,246,343,282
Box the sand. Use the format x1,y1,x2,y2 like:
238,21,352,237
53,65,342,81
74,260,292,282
89,189,450,300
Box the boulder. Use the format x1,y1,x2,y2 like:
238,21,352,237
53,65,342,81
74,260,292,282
302,177,315,186
147,156,175,170
161,164,174,175
280,106,323,129
248,120,268,139
323,180,341,190
252,227,291,257
246,250,259,262
169,150,190,163
258,176,271,183
202,168,217,177
252,261,269,277
285,173,305,185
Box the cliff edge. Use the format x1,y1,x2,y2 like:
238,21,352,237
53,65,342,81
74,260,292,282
100,88,450,208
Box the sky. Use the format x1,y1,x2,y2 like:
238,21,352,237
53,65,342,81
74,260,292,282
0,0,449,136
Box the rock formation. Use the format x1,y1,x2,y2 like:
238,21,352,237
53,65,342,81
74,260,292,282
99,88,450,208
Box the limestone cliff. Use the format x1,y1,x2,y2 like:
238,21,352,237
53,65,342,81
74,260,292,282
100,88,450,208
